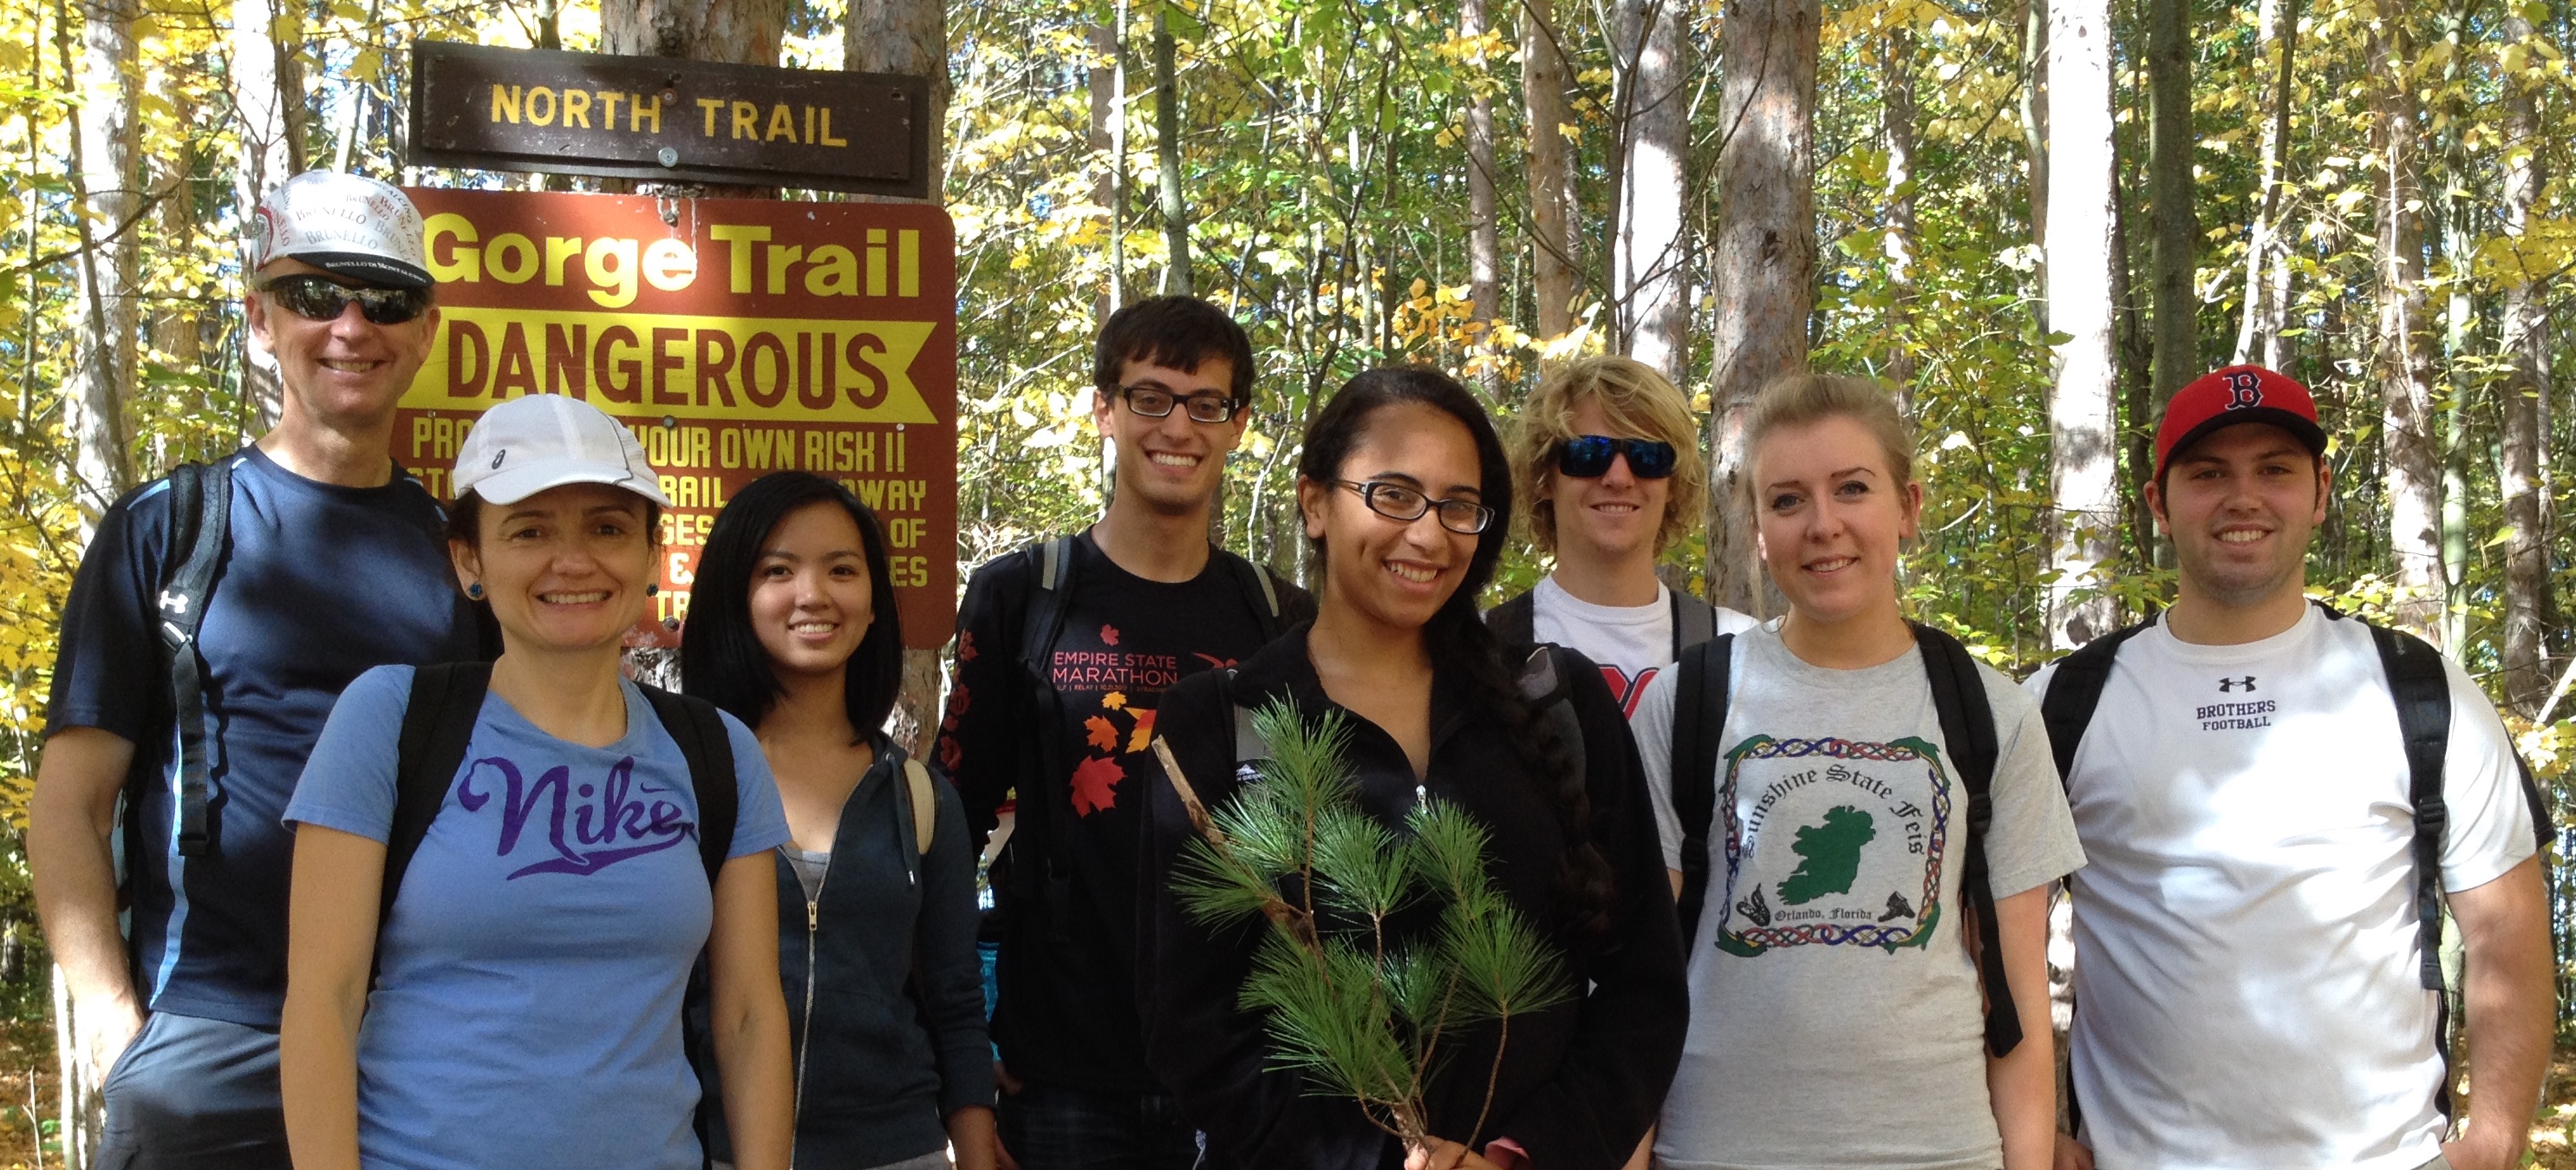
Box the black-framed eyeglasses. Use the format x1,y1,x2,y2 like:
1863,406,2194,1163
1555,435,1678,480
1338,480,1492,534
257,274,434,325
1119,384,1241,423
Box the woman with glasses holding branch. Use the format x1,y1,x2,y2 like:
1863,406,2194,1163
1135,368,1688,1170
1486,356,1756,722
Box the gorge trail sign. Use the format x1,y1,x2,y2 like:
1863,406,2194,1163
396,188,959,649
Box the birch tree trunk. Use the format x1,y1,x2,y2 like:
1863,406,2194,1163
1614,0,1690,381
1521,0,1581,345
2369,0,2443,639
1702,0,1820,614
1090,20,1124,323
1151,5,1189,297
231,0,304,433
1882,23,1918,409
848,0,953,757
2498,8,2551,712
68,0,142,533
2231,0,2298,367
1462,0,1501,395
2145,0,2195,402
2045,0,2120,649
2018,0,2048,271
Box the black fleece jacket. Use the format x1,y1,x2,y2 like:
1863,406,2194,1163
1135,625,1688,1170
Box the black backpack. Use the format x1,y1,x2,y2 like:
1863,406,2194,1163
1485,586,1721,660
2035,603,2553,1121
1666,623,2026,1057
153,460,235,861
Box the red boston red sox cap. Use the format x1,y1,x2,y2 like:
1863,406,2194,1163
2153,364,2328,482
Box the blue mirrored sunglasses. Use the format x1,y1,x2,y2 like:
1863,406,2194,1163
1554,435,1678,479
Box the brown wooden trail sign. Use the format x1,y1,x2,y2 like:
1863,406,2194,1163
409,42,933,198
396,188,959,649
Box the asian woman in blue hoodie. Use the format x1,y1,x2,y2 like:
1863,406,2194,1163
684,471,1001,1170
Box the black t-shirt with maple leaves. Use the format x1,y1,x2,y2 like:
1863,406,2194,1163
936,531,1308,1094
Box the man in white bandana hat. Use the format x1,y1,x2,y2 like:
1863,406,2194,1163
31,171,483,1167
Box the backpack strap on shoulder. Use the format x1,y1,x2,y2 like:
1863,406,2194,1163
902,755,937,856
2365,622,2454,993
1485,591,1537,648
2037,618,2156,785
640,685,740,886
1213,548,1286,641
1669,589,1716,657
158,459,233,859
384,662,494,935
1913,622,2020,1058
1672,633,1735,941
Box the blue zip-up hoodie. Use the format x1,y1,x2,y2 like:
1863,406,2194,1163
707,736,995,1165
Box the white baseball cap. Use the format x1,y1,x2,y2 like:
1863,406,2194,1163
453,395,674,507
248,170,434,290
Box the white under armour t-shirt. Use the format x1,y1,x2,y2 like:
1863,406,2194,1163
2026,604,2534,1170
1529,574,1758,719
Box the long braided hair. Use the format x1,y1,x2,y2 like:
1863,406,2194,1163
1296,368,1619,945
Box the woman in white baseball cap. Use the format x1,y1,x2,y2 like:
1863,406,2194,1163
280,394,796,1170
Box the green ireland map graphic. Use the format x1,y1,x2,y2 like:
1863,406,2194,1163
1777,805,1876,904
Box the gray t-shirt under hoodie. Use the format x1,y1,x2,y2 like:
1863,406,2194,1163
1631,626,2085,1170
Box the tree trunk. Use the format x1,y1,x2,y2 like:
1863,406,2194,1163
847,0,953,757
1461,0,1501,396
1151,4,1190,296
2436,30,2475,656
1882,23,1918,408
1521,0,1581,344
2369,0,2442,639
231,0,304,432
2019,0,2048,269
68,0,142,534
603,0,788,62
1090,20,1123,323
2231,0,2298,367
1702,0,1820,615
2046,0,2120,650
1614,0,1690,381
2498,7,2550,712
2145,0,2194,402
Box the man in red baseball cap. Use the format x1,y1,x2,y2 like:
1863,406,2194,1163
2028,365,2552,1170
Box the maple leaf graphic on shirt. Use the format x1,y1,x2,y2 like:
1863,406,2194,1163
1101,624,1121,646
956,631,977,663
1084,715,1120,752
1125,709,1158,754
1070,755,1125,815
1102,691,1128,711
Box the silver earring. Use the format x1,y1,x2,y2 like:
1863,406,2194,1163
465,582,484,599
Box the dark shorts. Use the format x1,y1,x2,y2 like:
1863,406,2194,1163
95,1012,289,1169
997,1081,1199,1170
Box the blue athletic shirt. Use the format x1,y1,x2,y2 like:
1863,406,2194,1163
286,665,791,1170
43,446,479,1026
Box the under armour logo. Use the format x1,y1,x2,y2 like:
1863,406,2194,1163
491,449,507,468
2222,370,2264,410
158,591,189,616
2218,676,2257,692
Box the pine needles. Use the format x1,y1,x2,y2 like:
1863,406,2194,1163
1152,699,1574,1148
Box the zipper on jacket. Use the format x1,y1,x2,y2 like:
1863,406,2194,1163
790,844,829,1123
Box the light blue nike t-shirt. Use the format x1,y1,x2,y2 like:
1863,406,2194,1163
287,664,790,1170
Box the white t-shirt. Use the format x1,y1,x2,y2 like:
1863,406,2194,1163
2025,604,2535,1170
1634,626,2086,1170
1529,574,1758,719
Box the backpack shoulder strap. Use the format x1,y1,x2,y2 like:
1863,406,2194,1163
384,662,494,931
2036,618,2156,784
157,459,232,859
1516,646,1587,773
1213,546,1286,641
1021,535,1082,674
1672,633,1735,942
1669,589,1716,657
2364,620,2454,993
903,756,937,856
1485,590,1537,647
1913,621,2021,1058
642,685,740,886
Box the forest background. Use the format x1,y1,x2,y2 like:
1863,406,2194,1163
1,0,2574,1161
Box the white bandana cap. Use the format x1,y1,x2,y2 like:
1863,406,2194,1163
248,171,433,290
453,394,673,508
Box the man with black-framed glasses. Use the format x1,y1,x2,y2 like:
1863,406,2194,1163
936,296,1313,1170
1490,356,1754,722
32,170,480,1167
